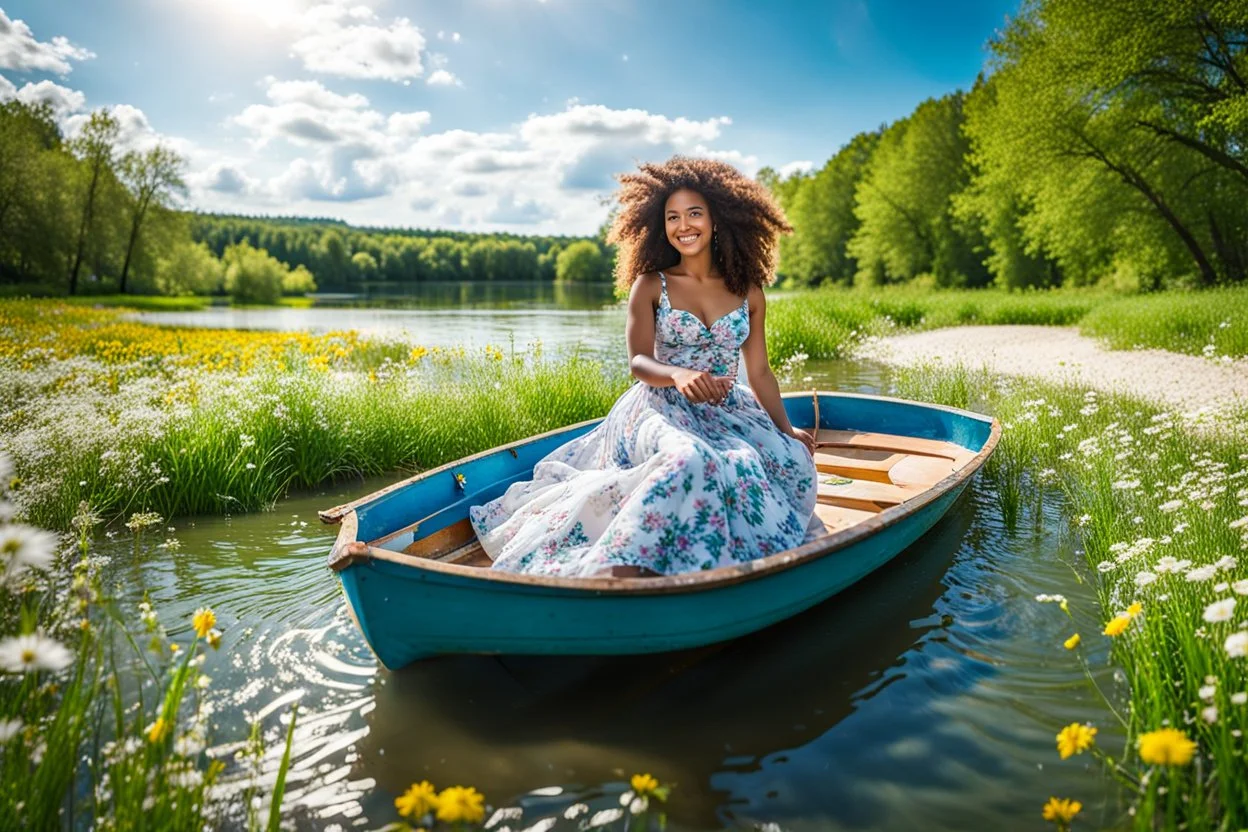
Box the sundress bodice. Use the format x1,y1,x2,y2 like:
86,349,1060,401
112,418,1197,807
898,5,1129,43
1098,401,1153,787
654,271,749,383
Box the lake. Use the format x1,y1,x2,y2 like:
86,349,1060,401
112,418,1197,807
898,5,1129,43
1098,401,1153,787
112,284,1117,830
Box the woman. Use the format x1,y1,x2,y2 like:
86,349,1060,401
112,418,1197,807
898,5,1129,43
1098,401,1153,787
468,156,823,577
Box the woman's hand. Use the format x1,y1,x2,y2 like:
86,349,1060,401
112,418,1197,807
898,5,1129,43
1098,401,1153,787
672,368,732,404
787,426,816,456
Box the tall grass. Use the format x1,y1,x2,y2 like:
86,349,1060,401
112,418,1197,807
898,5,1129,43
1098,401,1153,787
766,285,1247,361
892,362,1247,829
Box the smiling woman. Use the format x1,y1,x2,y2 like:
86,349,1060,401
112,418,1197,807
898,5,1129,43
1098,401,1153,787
465,156,825,579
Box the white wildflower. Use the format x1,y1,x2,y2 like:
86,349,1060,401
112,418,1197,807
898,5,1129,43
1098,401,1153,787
0,633,73,673
588,809,624,827
1215,555,1238,571
1159,500,1183,513
1202,705,1218,724
1135,571,1158,588
1203,598,1237,622
0,524,60,577
1232,580,1248,596
0,718,22,742
1199,684,1217,701
1187,565,1219,582
1232,692,1247,706
1226,631,1248,658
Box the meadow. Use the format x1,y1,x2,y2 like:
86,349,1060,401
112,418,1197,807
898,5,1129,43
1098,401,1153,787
1,292,1246,829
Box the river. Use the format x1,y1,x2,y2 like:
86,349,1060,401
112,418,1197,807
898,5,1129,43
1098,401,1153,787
115,284,1119,830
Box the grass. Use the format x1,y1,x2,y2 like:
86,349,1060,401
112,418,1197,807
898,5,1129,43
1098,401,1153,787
891,361,1247,829
766,285,1247,362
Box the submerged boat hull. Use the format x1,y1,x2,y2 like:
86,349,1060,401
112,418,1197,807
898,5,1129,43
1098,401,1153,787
321,391,1000,669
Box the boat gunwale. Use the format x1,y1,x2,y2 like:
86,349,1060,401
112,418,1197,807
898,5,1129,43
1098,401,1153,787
321,390,1001,595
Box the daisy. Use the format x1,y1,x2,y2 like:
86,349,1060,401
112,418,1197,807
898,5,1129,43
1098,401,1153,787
0,633,73,673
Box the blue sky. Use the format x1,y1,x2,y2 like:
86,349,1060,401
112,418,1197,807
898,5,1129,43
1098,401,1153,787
0,0,1018,234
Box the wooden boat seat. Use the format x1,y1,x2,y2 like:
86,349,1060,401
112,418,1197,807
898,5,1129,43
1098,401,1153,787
816,476,921,512
814,429,974,467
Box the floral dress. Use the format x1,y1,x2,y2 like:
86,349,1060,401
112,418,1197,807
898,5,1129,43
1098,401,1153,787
468,270,823,577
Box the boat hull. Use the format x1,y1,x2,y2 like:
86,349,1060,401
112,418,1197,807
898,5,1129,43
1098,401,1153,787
340,479,969,668
322,391,1000,669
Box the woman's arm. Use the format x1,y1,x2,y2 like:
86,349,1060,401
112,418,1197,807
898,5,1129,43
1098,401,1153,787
626,273,730,404
741,285,815,454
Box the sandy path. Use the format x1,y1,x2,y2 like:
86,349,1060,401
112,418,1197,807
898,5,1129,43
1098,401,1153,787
859,325,1248,416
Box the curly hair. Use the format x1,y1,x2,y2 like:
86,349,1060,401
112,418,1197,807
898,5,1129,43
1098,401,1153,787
606,155,793,297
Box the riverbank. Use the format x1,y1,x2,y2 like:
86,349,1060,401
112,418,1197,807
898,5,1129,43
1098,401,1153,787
861,325,1248,419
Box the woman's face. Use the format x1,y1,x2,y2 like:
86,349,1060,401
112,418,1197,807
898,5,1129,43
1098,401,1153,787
664,188,713,257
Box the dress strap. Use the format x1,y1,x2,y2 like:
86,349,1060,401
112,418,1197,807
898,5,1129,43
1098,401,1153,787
657,271,668,304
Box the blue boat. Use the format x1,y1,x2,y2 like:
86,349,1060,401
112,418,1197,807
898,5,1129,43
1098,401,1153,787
319,391,1000,670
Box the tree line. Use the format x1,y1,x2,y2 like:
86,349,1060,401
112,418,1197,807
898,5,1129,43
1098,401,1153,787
763,0,1248,290
0,98,613,297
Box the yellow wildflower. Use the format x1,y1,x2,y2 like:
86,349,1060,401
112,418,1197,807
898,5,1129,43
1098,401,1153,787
1138,727,1197,766
1063,633,1080,650
1042,797,1082,825
435,786,485,825
631,773,659,797
1126,602,1143,618
192,607,216,639
145,717,169,744
1056,723,1097,759
395,781,439,819
1102,615,1131,637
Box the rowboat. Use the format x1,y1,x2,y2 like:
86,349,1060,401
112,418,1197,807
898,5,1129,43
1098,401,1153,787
319,390,1000,670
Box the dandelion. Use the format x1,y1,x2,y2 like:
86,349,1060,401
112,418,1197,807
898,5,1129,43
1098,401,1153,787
436,786,485,825
1137,727,1197,766
1226,631,1248,658
1203,598,1236,623
0,633,73,673
192,607,216,638
1126,602,1143,618
1056,723,1097,759
1103,615,1132,637
631,773,660,797
395,781,439,819
1063,634,1081,650
1042,797,1082,826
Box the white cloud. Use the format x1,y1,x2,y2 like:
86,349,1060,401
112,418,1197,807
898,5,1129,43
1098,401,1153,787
209,96,754,232
0,77,87,120
290,3,429,82
778,159,815,178
426,69,460,87
0,9,94,74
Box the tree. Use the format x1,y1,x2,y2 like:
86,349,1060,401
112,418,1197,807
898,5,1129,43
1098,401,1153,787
282,264,317,295
154,241,224,296
67,110,121,295
556,240,609,283
351,250,379,282
848,94,989,286
223,241,286,304
117,145,187,293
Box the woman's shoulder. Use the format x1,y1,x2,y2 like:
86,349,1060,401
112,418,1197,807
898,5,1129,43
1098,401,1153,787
628,271,663,305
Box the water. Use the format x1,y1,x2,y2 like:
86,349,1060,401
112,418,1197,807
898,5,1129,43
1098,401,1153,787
102,292,1123,829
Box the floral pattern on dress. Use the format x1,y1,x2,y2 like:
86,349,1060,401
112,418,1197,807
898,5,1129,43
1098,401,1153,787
468,270,823,577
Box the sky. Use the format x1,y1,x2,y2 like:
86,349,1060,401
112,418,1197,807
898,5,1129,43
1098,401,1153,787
0,0,1019,235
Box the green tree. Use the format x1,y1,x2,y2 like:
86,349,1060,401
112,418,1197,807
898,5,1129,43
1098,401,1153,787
556,240,609,283
117,145,188,293
223,241,286,304
154,241,224,296
67,110,121,294
351,250,378,282
282,264,317,295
